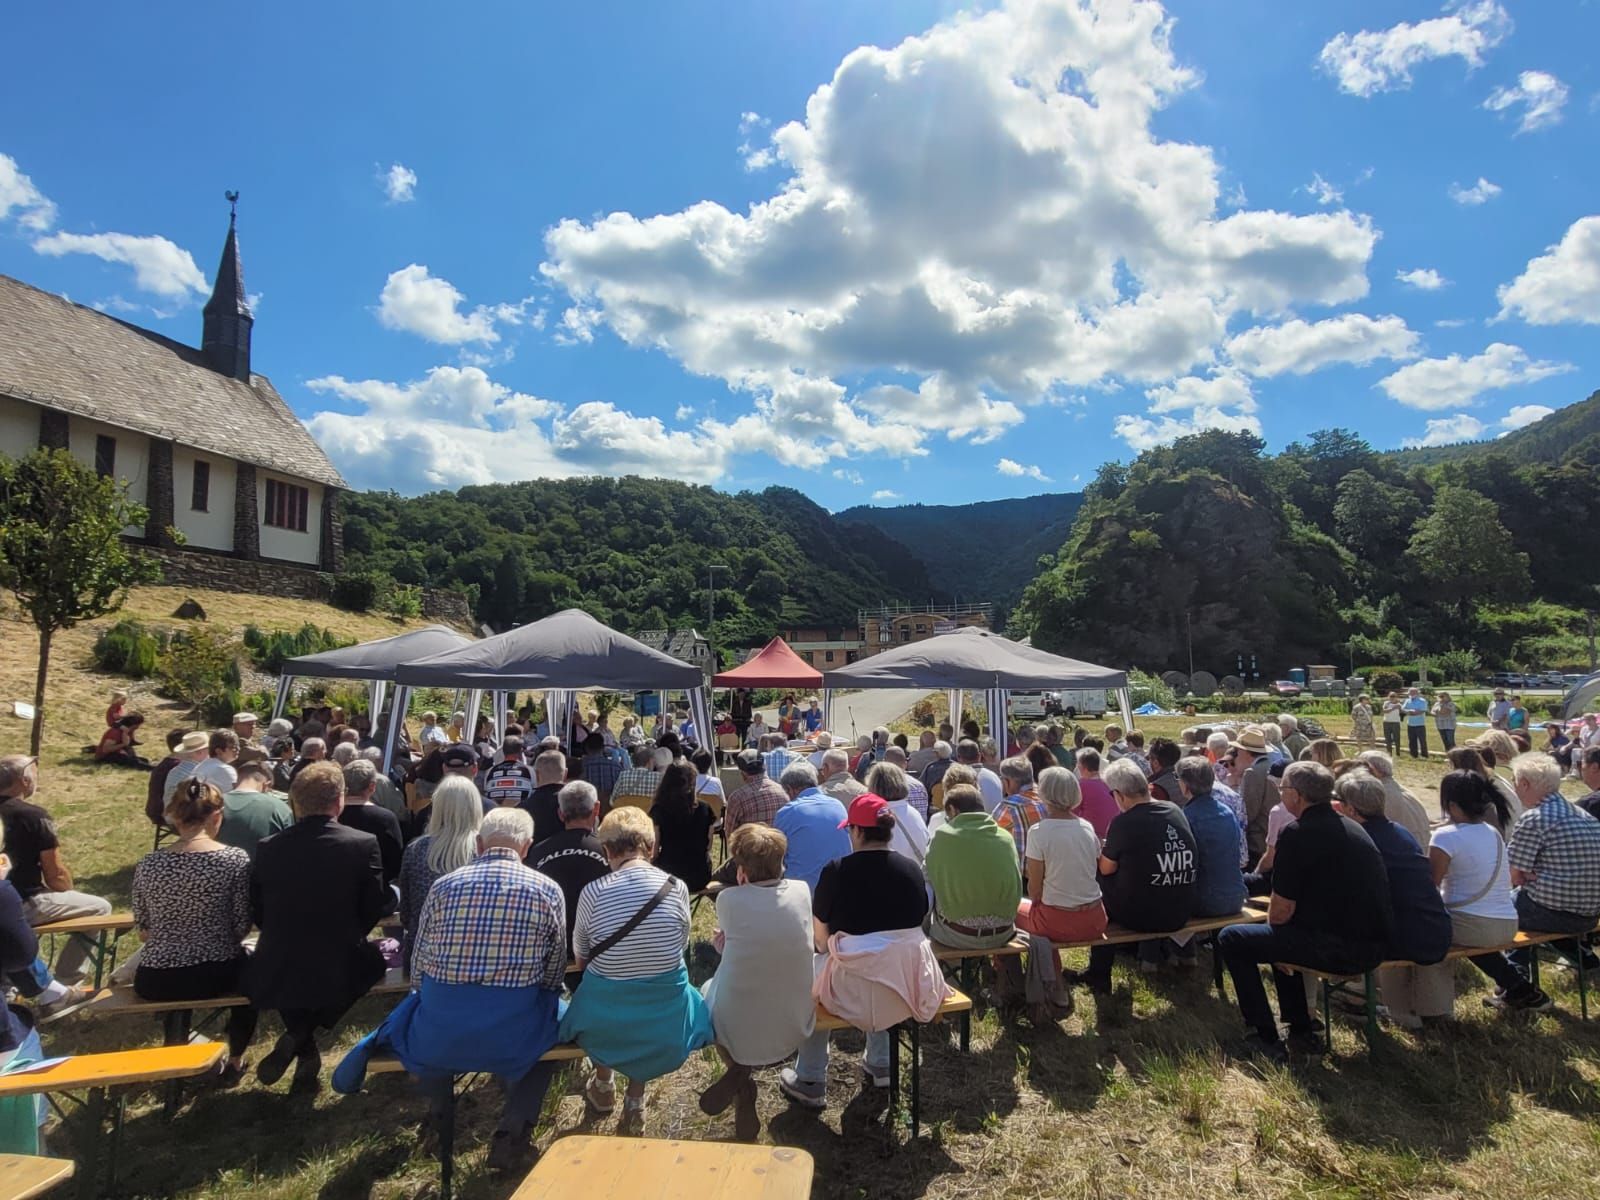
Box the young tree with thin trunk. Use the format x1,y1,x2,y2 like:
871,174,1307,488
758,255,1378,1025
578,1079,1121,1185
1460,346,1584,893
0,448,161,755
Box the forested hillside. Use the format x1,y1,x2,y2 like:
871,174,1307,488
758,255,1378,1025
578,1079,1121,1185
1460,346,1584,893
837,493,1084,615
1012,402,1600,676
1387,389,1600,468
343,479,931,650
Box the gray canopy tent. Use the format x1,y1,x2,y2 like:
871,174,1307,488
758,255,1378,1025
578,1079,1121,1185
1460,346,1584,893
822,626,1132,738
392,608,711,770
271,625,477,755
1561,671,1600,720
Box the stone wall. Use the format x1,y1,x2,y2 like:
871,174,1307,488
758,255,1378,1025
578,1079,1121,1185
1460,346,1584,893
146,545,473,627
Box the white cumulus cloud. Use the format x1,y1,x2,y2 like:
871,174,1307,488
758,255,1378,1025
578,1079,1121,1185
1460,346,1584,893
997,457,1052,482
382,163,418,204
0,153,56,231
1449,177,1501,206
1496,216,1600,325
871,490,902,502
1396,267,1448,290
542,0,1378,476
1377,342,1573,410
377,264,501,344
1115,367,1260,450
1403,414,1487,448
1500,403,1553,430
32,231,207,299
1318,1,1510,97
1484,70,1569,133
1225,314,1418,377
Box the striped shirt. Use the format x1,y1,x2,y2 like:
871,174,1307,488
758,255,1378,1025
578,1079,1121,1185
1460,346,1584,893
573,863,690,980
412,848,568,990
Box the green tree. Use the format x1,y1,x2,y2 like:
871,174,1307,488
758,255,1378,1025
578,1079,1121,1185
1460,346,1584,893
159,627,237,722
0,448,160,753
1406,486,1531,621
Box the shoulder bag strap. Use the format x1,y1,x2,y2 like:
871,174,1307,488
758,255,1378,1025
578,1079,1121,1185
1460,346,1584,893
588,876,676,962
1444,827,1505,911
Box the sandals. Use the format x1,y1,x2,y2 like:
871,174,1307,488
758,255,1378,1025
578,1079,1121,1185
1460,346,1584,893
618,1096,646,1137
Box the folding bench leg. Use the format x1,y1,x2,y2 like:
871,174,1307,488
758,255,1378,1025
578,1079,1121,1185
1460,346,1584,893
909,1021,921,1141
959,960,975,1052
1578,948,1589,1021
76,1086,108,1200
439,1082,457,1200
1210,934,1226,998
1320,978,1333,1054
1529,945,1541,993
1362,971,1379,1048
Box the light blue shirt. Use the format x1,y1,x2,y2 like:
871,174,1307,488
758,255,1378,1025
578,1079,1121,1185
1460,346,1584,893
1402,696,1428,727
772,788,851,893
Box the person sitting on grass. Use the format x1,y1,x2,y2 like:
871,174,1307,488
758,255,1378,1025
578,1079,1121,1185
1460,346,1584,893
132,778,255,1083
1217,761,1392,1061
1501,752,1600,983
697,824,816,1140
1333,770,1452,1030
1423,770,1547,1013
559,805,712,1137
336,806,567,1174
95,713,150,769
779,795,949,1111
1015,769,1105,1021
245,762,392,1093
397,778,483,977
1078,760,1198,990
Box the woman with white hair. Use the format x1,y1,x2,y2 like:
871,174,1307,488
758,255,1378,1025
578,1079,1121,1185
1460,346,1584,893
559,805,711,1136
397,777,483,974
865,761,929,865
1016,767,1105,1021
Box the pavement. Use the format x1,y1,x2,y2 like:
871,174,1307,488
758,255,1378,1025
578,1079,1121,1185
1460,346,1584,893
755,687,932,740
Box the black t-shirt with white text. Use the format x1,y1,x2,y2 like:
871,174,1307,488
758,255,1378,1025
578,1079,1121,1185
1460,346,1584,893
483,760,536,810
1099,799,1198,932
813,848,929,937
528,828,610,952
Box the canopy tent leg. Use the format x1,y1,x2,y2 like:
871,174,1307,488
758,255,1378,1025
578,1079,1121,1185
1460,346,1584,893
545,690,572,750
369,681,388,724
461,689,485,743
821,688,833,732
381,686,411,775
271,676,294,722
948,689,963,736
986,688,1009,747
686,686,712,752
1117,686,1134,732
493,691,509,741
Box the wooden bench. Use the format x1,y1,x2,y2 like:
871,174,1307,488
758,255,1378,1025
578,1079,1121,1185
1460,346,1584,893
1286,926,1597,1051
0,1154,74,1200
509,1135,813,1199
813,988,973,1141
32,914,136,990
930,938,1027,1050
1050,905,1272,997
0,1043,224,1199
363,1045,588,1200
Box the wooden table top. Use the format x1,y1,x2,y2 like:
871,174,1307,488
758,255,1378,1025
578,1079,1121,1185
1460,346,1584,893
0,1043,224,1097
510,1136,813,1200
0,1153,75,1200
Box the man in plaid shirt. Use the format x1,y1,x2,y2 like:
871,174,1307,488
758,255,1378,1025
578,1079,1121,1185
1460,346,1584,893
410,806,568,1171
611,747,665,805
724,750,790,834
1504,752,1600,982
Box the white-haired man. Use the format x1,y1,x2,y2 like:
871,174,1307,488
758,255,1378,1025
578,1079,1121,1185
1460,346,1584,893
1278,715,1309,762
1353,751,1432,849
398,806,567,1173
1502,752,1600,984
907,730,939,776
818,748,866,805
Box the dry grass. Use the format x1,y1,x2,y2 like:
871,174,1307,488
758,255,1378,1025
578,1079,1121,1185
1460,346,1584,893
7,602,1600,1198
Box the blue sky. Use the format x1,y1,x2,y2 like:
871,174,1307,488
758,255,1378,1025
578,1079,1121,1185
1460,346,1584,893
2,0,1597,507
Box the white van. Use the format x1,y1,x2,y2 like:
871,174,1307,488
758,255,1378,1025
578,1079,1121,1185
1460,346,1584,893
1010,690,1109,720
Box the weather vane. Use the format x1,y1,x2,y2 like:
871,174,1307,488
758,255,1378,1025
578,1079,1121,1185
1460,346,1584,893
226,189,239,221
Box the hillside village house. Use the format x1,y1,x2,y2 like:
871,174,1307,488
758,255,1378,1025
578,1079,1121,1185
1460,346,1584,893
0,206,346,576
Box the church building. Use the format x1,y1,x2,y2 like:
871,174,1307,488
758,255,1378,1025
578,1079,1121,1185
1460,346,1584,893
0,203,346,571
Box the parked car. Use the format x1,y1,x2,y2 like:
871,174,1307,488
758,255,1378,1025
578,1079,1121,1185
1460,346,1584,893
1540,671,1568,688
1268,680,1303,697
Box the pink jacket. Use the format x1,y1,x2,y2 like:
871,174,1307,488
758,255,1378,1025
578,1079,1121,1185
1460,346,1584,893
813,928,952,1032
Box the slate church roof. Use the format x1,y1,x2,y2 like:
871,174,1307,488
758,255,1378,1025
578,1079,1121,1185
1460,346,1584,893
0,272,345,489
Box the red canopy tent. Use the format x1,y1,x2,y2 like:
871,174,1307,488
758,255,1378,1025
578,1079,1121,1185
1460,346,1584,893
712,637,823,689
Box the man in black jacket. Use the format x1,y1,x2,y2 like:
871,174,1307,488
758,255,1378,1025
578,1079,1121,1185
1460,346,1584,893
246,761,392,1092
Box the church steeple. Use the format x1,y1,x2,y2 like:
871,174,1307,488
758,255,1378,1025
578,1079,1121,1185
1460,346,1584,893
201,191,254,381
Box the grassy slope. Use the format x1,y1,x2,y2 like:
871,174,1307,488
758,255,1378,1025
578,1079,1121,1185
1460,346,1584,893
5,603,1600,1199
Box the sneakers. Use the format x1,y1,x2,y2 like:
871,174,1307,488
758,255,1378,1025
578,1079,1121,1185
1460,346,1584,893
584,1075,616,1115
255,1034,299,1085
1483,987,1553,1012
486,1128,538,1172
777,1068,827,1110
35,984,99,1024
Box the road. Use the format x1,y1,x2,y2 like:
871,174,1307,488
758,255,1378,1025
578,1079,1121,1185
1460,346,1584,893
755,688,933,739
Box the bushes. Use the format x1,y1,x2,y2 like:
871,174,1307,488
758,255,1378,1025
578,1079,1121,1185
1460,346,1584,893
330,571,383,613
243,623,351,673
381,584,422,619
1126,669,1177,711
159,627,236,718
92,619,162,678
